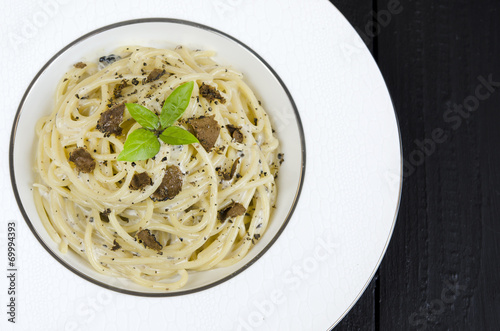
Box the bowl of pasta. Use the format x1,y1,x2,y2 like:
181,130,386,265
10,19,305,295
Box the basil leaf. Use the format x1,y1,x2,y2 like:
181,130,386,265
159,126,199,145
117,128,160,161
160,81,194,129
126,103,160,130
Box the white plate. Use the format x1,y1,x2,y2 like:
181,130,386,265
2,1,401,330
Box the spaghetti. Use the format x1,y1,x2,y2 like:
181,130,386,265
33,46,280,290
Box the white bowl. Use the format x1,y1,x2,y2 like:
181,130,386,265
9,19,305,296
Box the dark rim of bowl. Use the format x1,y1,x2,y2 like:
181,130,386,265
9,18,306,297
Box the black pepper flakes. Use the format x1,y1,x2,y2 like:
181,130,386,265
111,240,121,251
278,153,285,165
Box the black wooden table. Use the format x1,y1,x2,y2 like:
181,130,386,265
330,0,500,330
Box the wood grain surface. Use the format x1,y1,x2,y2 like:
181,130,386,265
330,0,500,329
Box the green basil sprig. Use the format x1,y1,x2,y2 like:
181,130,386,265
118,129,160,161
117,81,198,162
160,81,195,128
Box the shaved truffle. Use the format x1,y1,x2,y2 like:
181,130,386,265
145,69,166,83
218,202,246,221
199,83,226,104
129,172,152,190
69,147,95,173
113,79,129,98
136,229,163,252
226,124,243,143
111,239,121,251
96,103,125,137
223,157,240,181
74,62,87,69
150,165,183,201
189,115,220,152
99,208,111,223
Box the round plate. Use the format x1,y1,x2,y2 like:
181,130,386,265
3,1,401,330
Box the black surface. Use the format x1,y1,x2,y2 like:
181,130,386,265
330,0,500,330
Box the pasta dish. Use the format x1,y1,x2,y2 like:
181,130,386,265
33,46,281,290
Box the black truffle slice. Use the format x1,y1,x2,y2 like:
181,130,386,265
223,157,240,181
74,62,86,69
199,83,226,104
226,124,243,143
96,103,125,137
136,229,163,252
145,69,166,83
150,165,183,201
99,208,111,223
113,79,129,99
129,172,152,190
218,202,246,221
111,239,121,251
188,115,221,152
68,147,95,173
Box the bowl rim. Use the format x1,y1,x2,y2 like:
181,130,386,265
9,18,306,297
